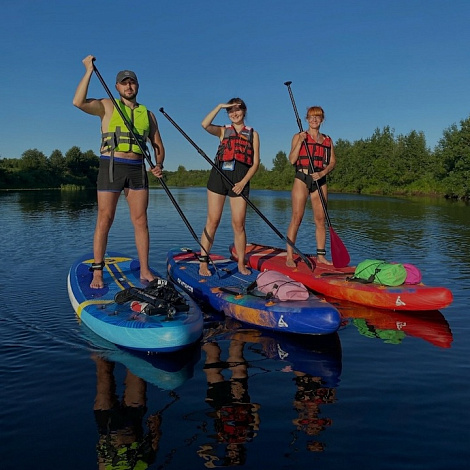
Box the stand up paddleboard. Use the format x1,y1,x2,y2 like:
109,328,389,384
167,248,341,335
230,243,453,311
68,252,203,352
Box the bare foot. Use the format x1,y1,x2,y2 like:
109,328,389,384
238,265,251,275
90,271,104,289
140,269,156,283
286,258,296,268
317,255,333,265
199,263,212,277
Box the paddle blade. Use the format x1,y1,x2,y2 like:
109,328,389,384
329,227,350,268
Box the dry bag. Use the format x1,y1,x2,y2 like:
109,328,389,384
351,259,407,286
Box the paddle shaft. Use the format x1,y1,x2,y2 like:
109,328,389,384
91,64,211,262
159,107,314,271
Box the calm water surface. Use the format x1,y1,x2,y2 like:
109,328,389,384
1,188,469,469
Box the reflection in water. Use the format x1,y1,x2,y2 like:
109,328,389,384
334,300,453,348
198,323,342,466
198,341,260,467
80,323,201,390
277,332,340,454
15,189,97,215
291,371,335,452
93,355,163,470
83,325,201,468
1,189,468,470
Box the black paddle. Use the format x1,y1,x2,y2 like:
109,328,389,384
91,63,217,273
159,107,315,271
284,81,350,268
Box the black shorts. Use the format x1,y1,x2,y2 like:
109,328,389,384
207,161,251,197
97,156,148,192
295,170,326,193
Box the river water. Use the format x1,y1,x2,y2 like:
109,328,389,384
0,187,469,469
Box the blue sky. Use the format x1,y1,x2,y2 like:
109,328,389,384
2,0,470,171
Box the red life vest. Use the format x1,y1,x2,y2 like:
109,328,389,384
216,125,254,166
296,134,332,172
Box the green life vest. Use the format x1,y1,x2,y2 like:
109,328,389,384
101,101,150,154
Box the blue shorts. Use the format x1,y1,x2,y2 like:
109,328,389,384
97,156,148,192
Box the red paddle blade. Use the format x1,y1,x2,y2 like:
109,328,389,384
329,227,350,268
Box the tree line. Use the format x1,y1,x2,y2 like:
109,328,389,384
1,116,469,199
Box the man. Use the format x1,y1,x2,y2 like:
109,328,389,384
73,55,164,289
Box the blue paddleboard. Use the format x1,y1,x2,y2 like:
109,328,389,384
167,248,341,335
68,252,203,352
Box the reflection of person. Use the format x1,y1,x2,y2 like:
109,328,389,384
92,355,162,469
291,371,335,452
199,99,260,277
73,55,165,289
198,341,260,467
286,106,336,267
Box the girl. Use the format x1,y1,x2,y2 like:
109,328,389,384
199,98,260,276
286,106,336,267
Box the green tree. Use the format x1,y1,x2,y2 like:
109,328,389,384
19,148,48,172
64,146,99,187
434,116,470,198
49,149,66,178
272,151,289,172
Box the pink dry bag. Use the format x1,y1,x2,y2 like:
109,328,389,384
403,263,422,284
256,270,309,301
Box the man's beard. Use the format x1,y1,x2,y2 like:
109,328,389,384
119,91,137,100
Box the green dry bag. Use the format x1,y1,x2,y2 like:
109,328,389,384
351,259,407,286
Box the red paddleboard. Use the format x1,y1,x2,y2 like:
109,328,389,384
230,243,453,312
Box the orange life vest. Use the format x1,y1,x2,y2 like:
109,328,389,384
216,125,254,166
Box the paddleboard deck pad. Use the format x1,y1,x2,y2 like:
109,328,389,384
68,252,203,352
230,243,453,311
167,248,341,335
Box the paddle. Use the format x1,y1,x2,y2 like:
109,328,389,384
91,63,218,273
159,107,315,271
284,81,350,268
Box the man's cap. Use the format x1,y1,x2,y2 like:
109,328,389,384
116,70,138,83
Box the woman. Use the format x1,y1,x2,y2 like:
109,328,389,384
286,106,336,267
199,98,260,276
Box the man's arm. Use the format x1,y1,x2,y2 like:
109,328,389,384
148,111,165,177
72,55,106,118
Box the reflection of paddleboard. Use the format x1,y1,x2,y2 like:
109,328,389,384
80,323,200,390
68,252,203,352
204,320,342,387
334,300,453,348
167,248,341,335
230,242,453,311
